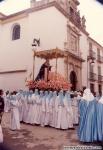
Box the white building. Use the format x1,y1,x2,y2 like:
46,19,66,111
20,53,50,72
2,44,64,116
0,0,102,94
87,37,103,95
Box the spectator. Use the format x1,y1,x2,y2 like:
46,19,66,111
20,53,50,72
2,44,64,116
0,89,4,143
0,89,4,124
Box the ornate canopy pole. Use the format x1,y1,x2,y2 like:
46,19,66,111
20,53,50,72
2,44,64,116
55,48,58,74
56,57,58,74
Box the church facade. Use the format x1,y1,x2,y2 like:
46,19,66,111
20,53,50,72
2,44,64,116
0,0,102,94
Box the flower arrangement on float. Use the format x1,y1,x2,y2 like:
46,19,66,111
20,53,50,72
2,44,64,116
26,72,72,91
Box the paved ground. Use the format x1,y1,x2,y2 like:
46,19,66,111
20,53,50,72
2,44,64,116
0,113,102,150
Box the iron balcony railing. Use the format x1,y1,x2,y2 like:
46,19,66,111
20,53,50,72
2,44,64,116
88,50,96,60
98,75,103,82
97,55,103,63
64,42,82,58
89,72,97,81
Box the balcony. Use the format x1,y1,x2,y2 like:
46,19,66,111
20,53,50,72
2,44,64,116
88,50,96,60
89,72,97,81
97,55,103,63
64,42,84,62
98,75,103,82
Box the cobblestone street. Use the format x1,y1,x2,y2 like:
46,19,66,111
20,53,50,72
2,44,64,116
0,113,101,150
1,113,80,150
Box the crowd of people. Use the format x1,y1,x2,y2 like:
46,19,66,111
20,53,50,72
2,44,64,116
78,88,103,143
0,87,103,144
3,89,80,131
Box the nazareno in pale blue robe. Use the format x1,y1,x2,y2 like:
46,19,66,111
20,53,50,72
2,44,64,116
40,91,48,127
96,97,103,142
78,98,97,142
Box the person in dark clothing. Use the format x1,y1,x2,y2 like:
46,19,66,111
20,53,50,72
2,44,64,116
96,0,103,5
35,59,51,81
0,144,12,150
0,89,4,124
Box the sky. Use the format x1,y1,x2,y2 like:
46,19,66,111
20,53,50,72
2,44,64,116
0,0,103,45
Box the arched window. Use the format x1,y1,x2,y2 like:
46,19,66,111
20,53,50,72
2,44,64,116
12,24,20,40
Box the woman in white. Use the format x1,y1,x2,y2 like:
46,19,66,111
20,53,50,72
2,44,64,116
10,93,20,130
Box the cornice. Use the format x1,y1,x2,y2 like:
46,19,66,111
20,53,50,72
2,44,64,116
88,36,103,49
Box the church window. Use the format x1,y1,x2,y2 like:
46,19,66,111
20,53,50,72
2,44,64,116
89,42,92,51
12,24,20,40
71,34,77,51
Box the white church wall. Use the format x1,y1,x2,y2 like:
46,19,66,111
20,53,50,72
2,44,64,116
27,6,67,80
0,6,67,90
0,72,27,92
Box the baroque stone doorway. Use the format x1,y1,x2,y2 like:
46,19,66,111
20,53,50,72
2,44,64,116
70,71,77,91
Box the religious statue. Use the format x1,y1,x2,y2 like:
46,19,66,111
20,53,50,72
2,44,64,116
77,10,81,24
35,59,51,81
81,16,86,29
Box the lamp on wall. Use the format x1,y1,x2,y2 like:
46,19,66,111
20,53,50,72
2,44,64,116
87,56,95,64
31,38,40,81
